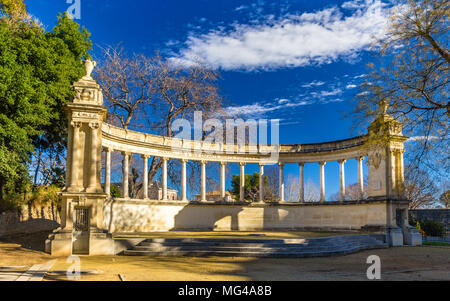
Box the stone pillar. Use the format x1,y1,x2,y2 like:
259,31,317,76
279,162,285,202
357,156,364,199
104,147,112,196
87,122,100,193
397,149,405,197
338,159,346,202
122,152,130,198
181,159,187,201
259,164,264,203
220,162,226,199
201,160,207,202
68,121,82,192
142,155,149,199
298,163,304,202
162,157,168,200
319,161,326,203
239,162,246,202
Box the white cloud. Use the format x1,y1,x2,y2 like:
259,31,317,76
226,99,311,117
312,88,343,98
171,0,389,70
235,5,248,11
406,136,439,142
301,81,325,88
346,84,357,89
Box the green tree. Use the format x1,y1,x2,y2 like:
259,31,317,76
230,172,268,202
0,3,92,202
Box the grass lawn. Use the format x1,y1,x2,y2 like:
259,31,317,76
423,241,450,247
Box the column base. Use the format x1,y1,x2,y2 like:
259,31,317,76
404,226,422,246
387,227,404,246
45,228,73,256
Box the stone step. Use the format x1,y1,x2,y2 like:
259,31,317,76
123,244,388,258
134,242,383,251
138,238,381,248
122,234,387,258
139,235,382,245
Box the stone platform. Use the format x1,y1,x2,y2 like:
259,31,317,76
121,234,388,258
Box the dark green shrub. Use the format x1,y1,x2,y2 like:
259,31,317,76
110,184,121,198
419,220,446,237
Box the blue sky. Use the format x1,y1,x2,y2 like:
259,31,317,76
26,0,392,200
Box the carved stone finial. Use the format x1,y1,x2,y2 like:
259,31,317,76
380,99,389,114
84,59,97,79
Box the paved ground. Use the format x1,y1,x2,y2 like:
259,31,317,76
1,234,449,280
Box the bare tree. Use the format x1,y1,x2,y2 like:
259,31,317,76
353,0,449,176
304,179,320,202
265,165,279,201
404,164,439,208
95,46,225,198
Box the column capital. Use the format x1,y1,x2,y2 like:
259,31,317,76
88,121,100,129
219,161,227,167
338,159,347,164
200,160,207,165
103,146,113,153
355,156,364,162
71,121,82,128
318,161,326,166
180,158,188,163
298,162,305,167
239,162,246,167
161,157,168,162
278,162,285,167
122,151,131,157
258,163,265,168
141,154,150,159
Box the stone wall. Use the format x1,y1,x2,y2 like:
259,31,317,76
409,209,450,231
0,204,61,237
102,200,399,233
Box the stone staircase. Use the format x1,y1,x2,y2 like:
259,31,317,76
122,234,388,258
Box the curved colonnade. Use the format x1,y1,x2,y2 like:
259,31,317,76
101,123,368,203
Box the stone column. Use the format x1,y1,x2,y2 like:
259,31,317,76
142,155,149,199
68,121,82,191
357,156,364,199
220,162,226,199
162,157,168,200
338,159,346,202
239,162,246,202
122,152,130,198
104,147,112,196
181,159,187,201
259,163,265,203
319,161,326,203
201,160,207,202
279,162,285,202
87,122,100,192
298,163,304,202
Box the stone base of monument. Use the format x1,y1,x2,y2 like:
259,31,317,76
387,227,404,246
88,229,115,256
45,228,115,256
404,227,423,246
45,228,73,256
